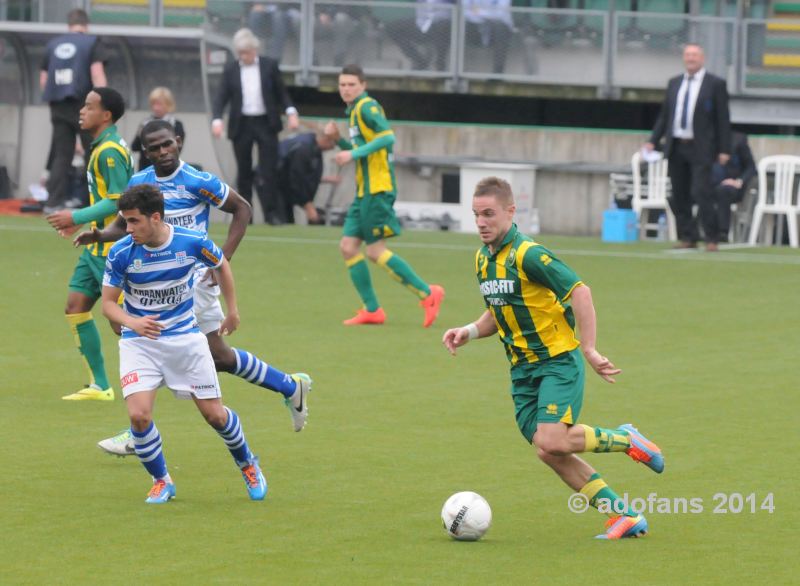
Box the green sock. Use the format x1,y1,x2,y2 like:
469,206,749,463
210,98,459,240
346,254,380,312
376,250,431,299
580,424,631,453
67,312,110,389
580,472,632,517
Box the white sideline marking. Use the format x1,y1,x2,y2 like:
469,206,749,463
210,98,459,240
3,222,799,266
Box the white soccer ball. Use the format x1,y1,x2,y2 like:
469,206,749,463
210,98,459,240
441,491,492,541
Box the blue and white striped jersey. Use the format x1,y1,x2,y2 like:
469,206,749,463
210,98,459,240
127,161,228,235
103,225,224,339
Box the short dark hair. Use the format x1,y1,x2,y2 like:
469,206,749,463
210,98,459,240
92,86,125,123
340,64,365,82
67,9,89,27
119,184,164,218
141,119,176,142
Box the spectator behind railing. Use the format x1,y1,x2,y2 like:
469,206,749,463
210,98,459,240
463,0,513,74
247,2,301,61
384,0,455,71
315,3,371,67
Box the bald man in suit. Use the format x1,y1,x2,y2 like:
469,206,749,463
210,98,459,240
645,44,731,252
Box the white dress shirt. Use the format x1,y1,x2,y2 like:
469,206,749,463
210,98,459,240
672,68,705,139
240,57,267,116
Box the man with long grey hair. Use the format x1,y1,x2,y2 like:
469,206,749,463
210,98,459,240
212,28,299,224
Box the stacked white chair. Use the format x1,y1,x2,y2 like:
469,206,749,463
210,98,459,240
747,155,800,248
631,151,676,241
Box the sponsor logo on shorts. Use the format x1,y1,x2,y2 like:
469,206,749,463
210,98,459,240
121,372,139,388
546,403,558,415
191,384,217,391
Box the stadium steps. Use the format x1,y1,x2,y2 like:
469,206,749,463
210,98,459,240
762,2,800,69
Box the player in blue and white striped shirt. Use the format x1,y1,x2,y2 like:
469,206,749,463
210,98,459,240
102,183,267,504
78,120,311,456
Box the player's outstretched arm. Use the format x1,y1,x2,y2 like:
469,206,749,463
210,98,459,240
101,285,162,339
570,284,621,383
73,214,127,247
442,310,496,356
214,258,240,336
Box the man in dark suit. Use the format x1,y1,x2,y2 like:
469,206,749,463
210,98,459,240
711,131,756,243
211,28,299,224
645,43,731,251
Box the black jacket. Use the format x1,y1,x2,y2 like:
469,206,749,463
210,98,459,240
212,57,294,139
650,71,732,163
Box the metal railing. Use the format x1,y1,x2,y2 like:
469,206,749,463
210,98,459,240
6,1,800,98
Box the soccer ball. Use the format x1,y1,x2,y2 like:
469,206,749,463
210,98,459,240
441,491,492,541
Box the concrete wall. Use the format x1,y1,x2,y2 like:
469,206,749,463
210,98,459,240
11,108,800,235
16,107,226,196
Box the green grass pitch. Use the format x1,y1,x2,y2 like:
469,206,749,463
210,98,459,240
0,215,796,584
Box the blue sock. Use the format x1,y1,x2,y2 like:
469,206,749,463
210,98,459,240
232,348,297,398
131,422,168,480
215,407,252,467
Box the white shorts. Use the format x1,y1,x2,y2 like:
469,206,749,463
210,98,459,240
119,332,222,400
194,265,224,335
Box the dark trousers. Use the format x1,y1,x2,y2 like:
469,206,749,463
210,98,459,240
465,21,512,74
231,115,283,223
712,184,745,241
46,99,92,207
667,141,715,243
385,20,451,70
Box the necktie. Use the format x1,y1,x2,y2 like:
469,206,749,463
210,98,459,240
680,75,694,130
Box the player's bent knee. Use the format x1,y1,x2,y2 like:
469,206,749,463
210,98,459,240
129,411,153,432
534,435,570,456
203,410,228,429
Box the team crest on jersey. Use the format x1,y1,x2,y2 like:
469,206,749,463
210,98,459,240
176,251,187,265
506,249,516,267
133,259,142,271
477,254,488,273
177,184,187,194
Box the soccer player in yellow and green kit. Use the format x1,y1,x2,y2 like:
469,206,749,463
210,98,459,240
47,87,133,400
442,177,665,540
325,64,444,327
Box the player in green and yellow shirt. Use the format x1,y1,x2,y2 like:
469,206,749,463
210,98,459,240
442,177,665,540
47,87,133,401
325,64,444,327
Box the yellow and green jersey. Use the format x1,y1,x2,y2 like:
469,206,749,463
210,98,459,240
345,92,396,197
86,124,132,257
475,224,582,370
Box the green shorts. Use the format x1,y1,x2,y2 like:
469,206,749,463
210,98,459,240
509,348,585,444
68,248,107,300
342,192,403,244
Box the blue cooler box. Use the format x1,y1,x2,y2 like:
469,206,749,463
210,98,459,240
601,209,638,242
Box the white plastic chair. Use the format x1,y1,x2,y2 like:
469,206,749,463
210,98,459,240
747,155,800,248
631,151,677,241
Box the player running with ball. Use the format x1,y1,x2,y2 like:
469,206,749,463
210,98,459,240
442,176,665,540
